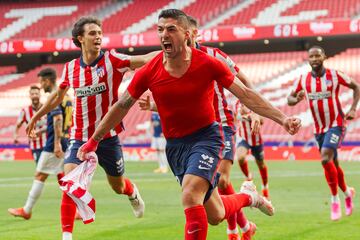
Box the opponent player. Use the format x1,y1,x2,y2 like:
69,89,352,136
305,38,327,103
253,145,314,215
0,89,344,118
14,85,47,164
151,112,168,173
287,46,359,220
235,101,269,199
138,15,259,240
8,68,69,220
78,9,301,240
25,16,159,240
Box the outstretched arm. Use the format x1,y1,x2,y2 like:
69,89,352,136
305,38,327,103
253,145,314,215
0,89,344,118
77,91,137,160
228,77,301,135
129,51,161,70
345,79,360,120
287,90,305,106
26,87,68,137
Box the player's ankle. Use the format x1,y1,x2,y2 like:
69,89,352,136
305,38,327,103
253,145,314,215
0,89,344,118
62,232,72,240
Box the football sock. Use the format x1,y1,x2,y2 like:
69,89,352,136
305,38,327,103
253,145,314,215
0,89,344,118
336,166,347,193
259,165,268,186
23,179,45,214
123,178,134,197
61,192,76,233
237,210,248,230
240,220,250,233
184,205,208,240
220,193,251,220
322,161,338,196
62,232,72,240
240,161,250,178
218,183,237,231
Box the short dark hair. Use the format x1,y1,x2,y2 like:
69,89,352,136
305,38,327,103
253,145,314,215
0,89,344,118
187,15,198,28
37,68,57,84
309,45,326,54
29,85,40,91
158,9,189,28
72,16,101,48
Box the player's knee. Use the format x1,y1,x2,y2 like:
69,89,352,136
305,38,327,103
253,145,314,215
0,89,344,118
321,149,333,165
182,188,203,207
34,172,48,182
218,176,230,191
238,156,246,164
207,213,223,225
256,158,265,168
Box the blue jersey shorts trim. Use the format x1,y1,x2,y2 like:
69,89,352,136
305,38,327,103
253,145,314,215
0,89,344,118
166,122,223,202
64,136,124,176
237,139,264,161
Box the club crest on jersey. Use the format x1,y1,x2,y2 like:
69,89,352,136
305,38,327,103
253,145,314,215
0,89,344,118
75,82,107,98
96,66,105,78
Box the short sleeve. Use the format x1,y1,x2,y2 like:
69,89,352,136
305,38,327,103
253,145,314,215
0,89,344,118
211,57,235,88
59,63,69,89
109,49,131,71
17,109,26,124
50,106,62,117
214,49,239,75
337,71,352,87
127,66,149,99
292,75,303,93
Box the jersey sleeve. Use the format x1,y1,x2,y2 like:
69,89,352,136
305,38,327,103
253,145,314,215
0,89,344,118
109,49,131,71
211,57,235,88
50,106,62,118
127,66,150,99
292,75,303,93
214,49,239,75
17,109,26,124
59,63,69,89
336,70,352,87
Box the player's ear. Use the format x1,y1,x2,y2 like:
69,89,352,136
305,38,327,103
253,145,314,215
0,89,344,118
77,35,84,45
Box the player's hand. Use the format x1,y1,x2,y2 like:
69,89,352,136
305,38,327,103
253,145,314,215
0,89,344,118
138,96,151,111
282,117,301,135
26,119,37,139
77,138,99,161
250,113,262,134
296,90,305,102
54,144,64,158
345,109,356,120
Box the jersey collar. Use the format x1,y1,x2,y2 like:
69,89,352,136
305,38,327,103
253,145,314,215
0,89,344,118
311,67,326,78
80,51,104,68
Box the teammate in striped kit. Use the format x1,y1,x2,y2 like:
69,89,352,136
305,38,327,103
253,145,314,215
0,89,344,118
25,16,158,240
78,9,301,240
288,46,359,221
235,101,269,199
9,68,69,220
14,85,47,163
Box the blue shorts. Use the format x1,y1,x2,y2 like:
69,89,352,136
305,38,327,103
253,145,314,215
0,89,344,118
222,126,236,162
64,136,124,176
237,140,264,161
166,123,223,202
315,126,346,160
31,149,43,164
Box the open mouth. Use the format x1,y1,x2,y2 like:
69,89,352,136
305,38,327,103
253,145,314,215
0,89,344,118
94,42,101,47
163,42,172,52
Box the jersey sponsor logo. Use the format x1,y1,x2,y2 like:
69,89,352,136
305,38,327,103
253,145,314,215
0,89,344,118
224,141,232,152
75,82,106,98
308,91,331,100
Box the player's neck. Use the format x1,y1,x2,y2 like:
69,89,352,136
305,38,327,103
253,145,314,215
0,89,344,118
164,46,192,68
82,49,100,66
32,103,41,110
312,67,325,77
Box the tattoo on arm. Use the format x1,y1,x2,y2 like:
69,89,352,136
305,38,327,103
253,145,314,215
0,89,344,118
118,91,136,109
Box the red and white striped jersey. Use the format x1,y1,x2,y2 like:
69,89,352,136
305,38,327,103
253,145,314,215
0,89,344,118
199,45,238,129
17,105,47,150
59,50,130,141
235,100,262,146
293,68,352,134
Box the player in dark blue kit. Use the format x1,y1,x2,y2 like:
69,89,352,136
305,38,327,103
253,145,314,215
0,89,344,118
151,112,168,173
9,68,69,220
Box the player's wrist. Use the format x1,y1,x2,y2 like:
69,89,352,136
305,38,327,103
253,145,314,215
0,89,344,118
87,137,99,151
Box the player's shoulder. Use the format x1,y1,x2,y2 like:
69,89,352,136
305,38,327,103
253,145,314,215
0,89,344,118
108,49,130,60
142,51,163,71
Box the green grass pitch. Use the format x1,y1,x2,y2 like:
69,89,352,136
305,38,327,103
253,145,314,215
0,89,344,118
0,160,359,240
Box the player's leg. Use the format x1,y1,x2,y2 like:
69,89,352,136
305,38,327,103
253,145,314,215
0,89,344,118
8,151,55,219
31,149,42,165
158,137,168,173
236,142,252,180
252,145,269,199
98,136,144,218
